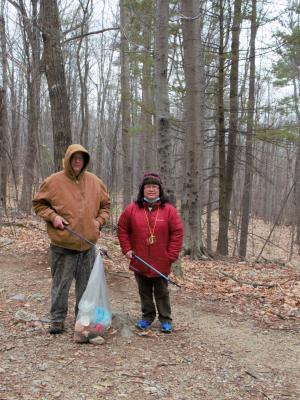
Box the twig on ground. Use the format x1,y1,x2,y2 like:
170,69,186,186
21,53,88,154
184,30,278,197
120,373,145,379
1,221,27,228
245,370,258,379
218,269,276,289
157,362,181,367
108,271,131,279
0,240,14,248
277,284,286,294
268,310,286,320
64,358,75,366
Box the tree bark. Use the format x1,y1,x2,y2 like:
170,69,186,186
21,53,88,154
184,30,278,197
77,36,90,149
239,0,257,257
216,0,226,255
10,64,22,192
120,0,132,207
0,15,8,212
142,1,155,172
207,136,217,254
18,0,41,213
154,0,176,204
181,0,205,258
40,0,72,172
76,3,91,150
217,0,242,255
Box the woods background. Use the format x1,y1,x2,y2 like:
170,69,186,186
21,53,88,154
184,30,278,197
0,0,299,261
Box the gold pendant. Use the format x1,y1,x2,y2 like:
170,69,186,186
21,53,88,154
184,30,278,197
148,235,156,245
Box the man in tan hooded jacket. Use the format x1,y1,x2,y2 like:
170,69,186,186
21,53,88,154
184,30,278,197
32,144,111,334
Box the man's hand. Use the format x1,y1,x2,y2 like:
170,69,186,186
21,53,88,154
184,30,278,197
95,220,101,231
52,216,69,230
125,250,133,260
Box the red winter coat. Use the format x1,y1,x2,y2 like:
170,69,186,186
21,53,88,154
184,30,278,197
117,202,183,278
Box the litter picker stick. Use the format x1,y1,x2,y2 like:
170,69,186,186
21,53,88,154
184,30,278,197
63,224,112,260
132,254,181,288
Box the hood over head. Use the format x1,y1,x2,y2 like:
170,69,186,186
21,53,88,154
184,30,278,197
63,144,90,178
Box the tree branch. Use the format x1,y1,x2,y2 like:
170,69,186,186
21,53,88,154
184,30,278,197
64,27,119,44
218,269,276,288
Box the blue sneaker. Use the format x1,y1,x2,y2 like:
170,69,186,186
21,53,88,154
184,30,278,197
161,322,172,333
136,319,151,330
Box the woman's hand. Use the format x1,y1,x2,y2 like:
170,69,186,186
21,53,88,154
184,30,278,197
125,250,133,259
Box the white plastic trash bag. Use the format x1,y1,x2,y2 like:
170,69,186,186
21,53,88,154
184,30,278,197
74,253,112,342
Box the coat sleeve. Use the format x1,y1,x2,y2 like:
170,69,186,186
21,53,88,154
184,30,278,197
32,180,57,223
167,206,184,262
117,205,133,255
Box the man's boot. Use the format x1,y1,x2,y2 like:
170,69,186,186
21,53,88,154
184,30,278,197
48,321,64,334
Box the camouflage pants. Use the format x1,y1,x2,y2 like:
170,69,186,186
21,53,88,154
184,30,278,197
135,273,172,324
50,247,95,323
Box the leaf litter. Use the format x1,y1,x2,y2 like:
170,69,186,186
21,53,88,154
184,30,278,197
0,216,300,399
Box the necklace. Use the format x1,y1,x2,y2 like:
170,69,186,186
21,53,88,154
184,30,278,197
144,207,159,245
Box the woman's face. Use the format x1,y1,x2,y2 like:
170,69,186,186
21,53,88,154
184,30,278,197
143,184,160,200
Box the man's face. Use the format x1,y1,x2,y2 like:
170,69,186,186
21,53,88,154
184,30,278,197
71,152,84,176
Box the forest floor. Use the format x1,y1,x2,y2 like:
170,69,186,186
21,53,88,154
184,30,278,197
0,217,300,400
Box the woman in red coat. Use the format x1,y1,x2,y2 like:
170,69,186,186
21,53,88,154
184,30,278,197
117,173,183,333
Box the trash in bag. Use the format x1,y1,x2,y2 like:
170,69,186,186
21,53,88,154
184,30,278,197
74,253,112,342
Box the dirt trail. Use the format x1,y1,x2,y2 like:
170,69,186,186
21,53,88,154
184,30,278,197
0,253,299,400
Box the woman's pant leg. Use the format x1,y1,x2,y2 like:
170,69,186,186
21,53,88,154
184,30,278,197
135,273,156,323
154,278,172,323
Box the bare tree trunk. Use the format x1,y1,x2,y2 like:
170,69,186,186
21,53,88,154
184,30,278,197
142,1,155,172
18,0,41,213
292,62,300,242
95,85,104,177
239,0,257,258
68,57,79,142
0,88,8,212
7,10,22,195
0,14,8,212
294,142,300,243
93,31,117,178
40,0,72,171
76,3,90,149
10,64,22,191
120,0,132,207
217,0,226,256
154,0,175,204
77,36,90,149
217,0,242,255
181,0,205,258
181,98,191,250
207,135,217,254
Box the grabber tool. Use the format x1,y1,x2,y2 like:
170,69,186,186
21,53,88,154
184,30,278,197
63,223,112,260
132,254,181,288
